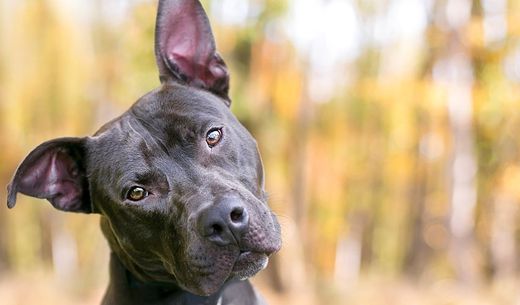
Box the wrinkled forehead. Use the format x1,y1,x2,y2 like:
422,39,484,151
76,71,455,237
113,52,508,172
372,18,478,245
132,83,232,128
88,82,255,173
132,85,237,151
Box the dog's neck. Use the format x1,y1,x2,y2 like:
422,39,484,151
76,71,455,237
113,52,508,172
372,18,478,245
103,253,224,305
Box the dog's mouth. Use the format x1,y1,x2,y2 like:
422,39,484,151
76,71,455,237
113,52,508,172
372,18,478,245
230,251,269,280
175,212,281,296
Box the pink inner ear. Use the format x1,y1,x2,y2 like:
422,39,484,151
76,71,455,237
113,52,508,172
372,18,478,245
161,3,216,82
18,148,83,211
155,0,230,100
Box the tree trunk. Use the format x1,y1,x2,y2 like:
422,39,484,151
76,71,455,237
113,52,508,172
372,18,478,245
490,194,518,281
434,0,481,287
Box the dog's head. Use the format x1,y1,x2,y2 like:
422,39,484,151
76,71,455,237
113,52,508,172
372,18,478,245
6,0,281,296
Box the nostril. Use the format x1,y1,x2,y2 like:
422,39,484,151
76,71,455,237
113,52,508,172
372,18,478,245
230,207,244,222
211,223,223,235
199,200,250,247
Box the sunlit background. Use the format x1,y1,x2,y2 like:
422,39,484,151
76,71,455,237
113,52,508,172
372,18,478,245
1,0,520,304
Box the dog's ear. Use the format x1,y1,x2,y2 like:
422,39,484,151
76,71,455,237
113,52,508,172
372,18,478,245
155,0,230,104
7,137,92,213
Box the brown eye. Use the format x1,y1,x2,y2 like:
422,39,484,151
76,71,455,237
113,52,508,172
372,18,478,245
127,186,148,201
206,128,222,147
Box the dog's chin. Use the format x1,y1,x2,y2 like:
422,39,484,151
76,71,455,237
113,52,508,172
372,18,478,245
179,251,269,296
230,251,269,280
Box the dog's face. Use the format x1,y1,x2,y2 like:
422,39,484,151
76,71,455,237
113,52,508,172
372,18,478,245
7,0,281,297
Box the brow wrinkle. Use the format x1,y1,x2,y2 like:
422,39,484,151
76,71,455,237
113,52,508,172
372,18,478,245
127,120,152,150
134,116,172,157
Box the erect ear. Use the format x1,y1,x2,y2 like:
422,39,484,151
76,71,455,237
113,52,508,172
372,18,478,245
7,137,92,213
155,0,230,104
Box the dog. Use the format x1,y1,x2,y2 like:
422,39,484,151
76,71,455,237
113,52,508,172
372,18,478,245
6,0,282,304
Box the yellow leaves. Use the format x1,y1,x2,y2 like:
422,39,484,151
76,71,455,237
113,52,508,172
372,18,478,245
272,66,303,122
507,11,520,37
2,0,94,143
249,40,303,122
497,165,520,201
213,25,238,54
467,16,484,49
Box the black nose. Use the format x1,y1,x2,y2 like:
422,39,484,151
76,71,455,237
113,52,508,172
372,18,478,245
198,197,249,247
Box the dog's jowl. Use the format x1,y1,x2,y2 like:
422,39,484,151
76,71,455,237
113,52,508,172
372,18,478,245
6,1,281,304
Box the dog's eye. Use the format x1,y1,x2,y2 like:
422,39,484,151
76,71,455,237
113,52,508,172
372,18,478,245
206,128,222,147
127,186,148,201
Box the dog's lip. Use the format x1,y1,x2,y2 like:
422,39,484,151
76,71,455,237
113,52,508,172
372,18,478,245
231,251,269,274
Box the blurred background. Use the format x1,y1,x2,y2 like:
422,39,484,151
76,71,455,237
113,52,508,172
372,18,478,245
1,0,520,304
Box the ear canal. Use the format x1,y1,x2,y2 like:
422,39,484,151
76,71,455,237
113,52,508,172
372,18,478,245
154,0,230,104
7,137,93,213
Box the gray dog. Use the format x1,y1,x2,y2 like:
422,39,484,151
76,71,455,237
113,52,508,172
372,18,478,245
6,0,282,304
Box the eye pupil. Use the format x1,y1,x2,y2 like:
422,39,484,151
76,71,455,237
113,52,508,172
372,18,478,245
127,187,147,201
206,129,222,147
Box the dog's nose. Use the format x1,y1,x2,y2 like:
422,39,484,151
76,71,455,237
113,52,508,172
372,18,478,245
198,197,249,247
